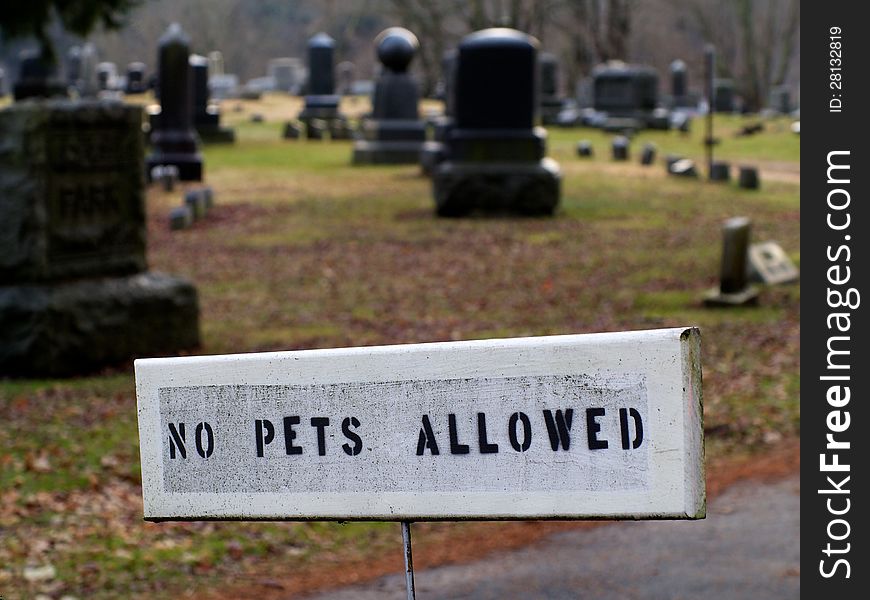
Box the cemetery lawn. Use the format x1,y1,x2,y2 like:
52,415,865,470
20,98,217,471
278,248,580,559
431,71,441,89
0,98,799,599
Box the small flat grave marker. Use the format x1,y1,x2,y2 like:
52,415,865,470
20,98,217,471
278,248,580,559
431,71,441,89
136,328,704,522
748,241,799,285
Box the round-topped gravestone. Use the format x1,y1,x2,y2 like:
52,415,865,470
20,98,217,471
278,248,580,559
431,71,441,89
454,28,537,130
146,23,203,181
432,28,560,216
126,62,147,94
308,32,336,95
376,27,418,73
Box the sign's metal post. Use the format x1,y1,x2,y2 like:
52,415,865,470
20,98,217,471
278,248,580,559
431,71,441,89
401,521,416,600
704,44,716,180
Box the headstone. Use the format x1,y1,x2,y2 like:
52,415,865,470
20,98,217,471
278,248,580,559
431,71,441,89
268,57,303,93
612,135,629,161
184,189,208,219
336,60,355,95
669,158,698,177
297,34,346,133
150,164,179,191
78,44,100,98
539,52,564,125
713,79,735,113
0,100,200,376
592,61,666,130
432,28,561,216
704,217,759,307
126,62,148,94
738,166,760,189
664,154,683,171
353,28,427,165
748,241,799,285
207,51,225,77
0,67,6,96
96,62,117,91
135,327,705,521
169,205,193,230
66,46,82,90
670,59,688,103
13,49,67,100
640,142,656,165
306,119,327,140
769,85,791,114
709,161,730,182
576,140,594,157
189,54,235,143
146,23,203,181
282,121,301,139
208,73,239,99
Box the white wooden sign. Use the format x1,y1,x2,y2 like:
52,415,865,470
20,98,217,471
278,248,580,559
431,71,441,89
135,327,704,521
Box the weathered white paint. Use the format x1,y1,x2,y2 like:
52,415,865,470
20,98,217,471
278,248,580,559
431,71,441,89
135,327,704,521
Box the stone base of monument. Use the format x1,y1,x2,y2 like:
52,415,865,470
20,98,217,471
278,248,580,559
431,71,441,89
702,285,760,308
146,152,203,182
433,158,561,217
0,272,200,377
353,120,426,165
419,141,447,176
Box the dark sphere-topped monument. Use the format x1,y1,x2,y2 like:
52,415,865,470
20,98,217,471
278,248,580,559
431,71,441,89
432,28,561,216
146,23,203,181
353,27,426,164
377,27,417,72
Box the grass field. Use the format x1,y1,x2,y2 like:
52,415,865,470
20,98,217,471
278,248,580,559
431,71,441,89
0,95,799,599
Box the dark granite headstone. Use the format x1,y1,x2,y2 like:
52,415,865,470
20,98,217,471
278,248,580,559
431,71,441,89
96,62,116,91
13,50,67,100
0,100,200,376
710,161,730,182
704,217,759,307
539,52,564,125
146,23,203,181
670,59,687,99
0,67,6,96
738,166,760,189
126,62,147,94
298,33,347,134
432,28,560,216
353,28,426,165
713,79,735,113
612,136,629,161
640,142,656,165
189,54,235,143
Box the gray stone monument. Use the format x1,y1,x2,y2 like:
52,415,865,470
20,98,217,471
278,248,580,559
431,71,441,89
432,28,561,217
13,50,67,100
78,43,100,98
704,217,759,307
539,52,564,125
190,54,235,144
337,60,355,95
0,100,200,376
126,62,147,94
353,28,426,165
147,24,203,181
298,33,346,137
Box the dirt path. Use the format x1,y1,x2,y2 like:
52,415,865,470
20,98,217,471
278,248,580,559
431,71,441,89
202,441,799,599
